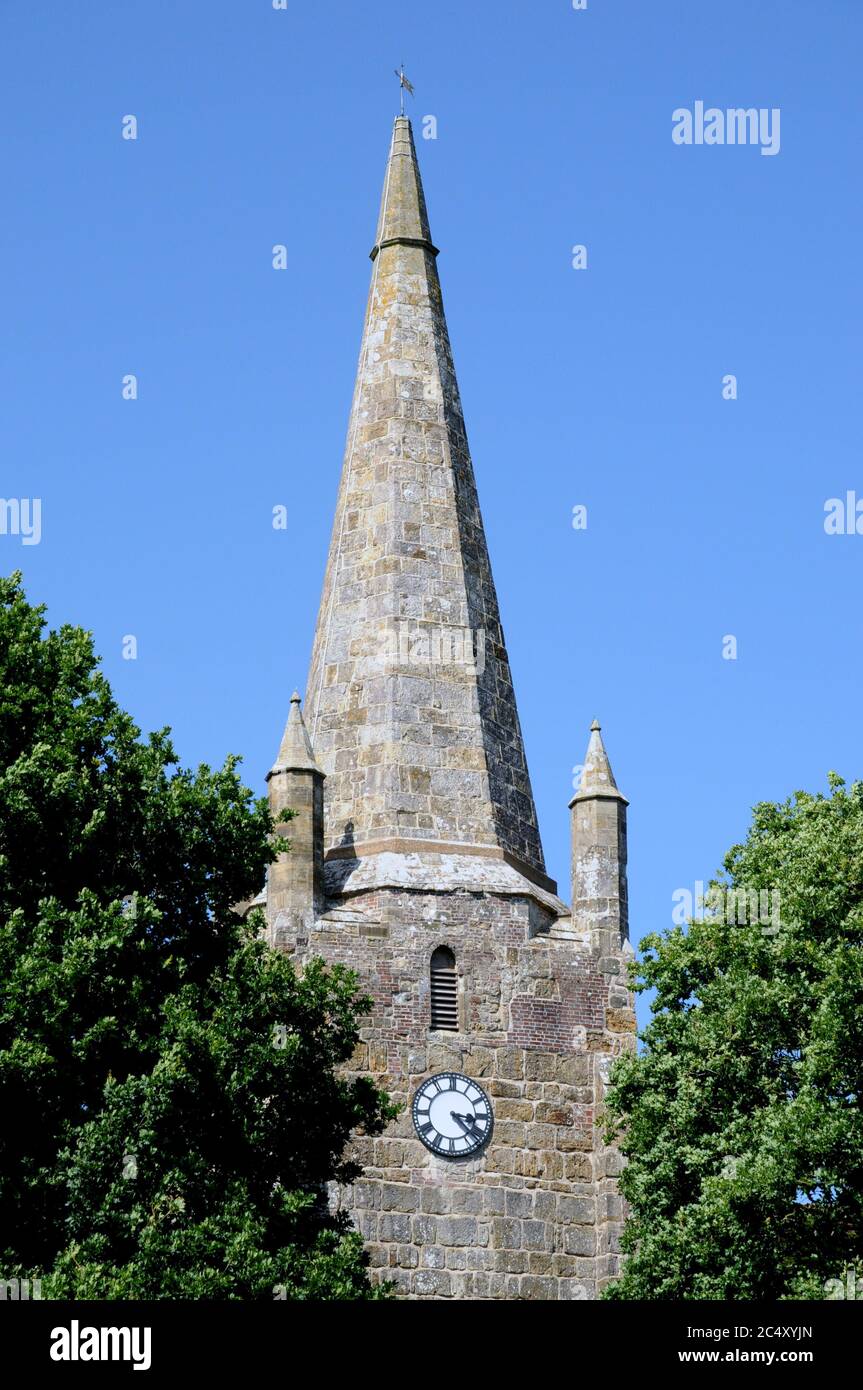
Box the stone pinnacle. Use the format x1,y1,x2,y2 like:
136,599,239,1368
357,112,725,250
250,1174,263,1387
269,690,321,778
571,720,628,805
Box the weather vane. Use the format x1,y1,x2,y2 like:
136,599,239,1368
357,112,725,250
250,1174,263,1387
394,63,414,117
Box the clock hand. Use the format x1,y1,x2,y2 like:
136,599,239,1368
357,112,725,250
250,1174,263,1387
450,1110,480,1131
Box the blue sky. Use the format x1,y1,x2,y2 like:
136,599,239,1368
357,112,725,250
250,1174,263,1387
2,1,860,1028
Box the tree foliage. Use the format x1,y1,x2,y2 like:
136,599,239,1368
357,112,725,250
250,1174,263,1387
0,573,394,1298
605,774,863,1299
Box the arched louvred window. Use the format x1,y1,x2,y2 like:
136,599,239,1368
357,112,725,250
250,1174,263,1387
430,946,458,1031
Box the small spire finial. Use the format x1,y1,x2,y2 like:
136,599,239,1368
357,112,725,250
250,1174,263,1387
569,718,628,806
394,63,414,117
270,687,321,778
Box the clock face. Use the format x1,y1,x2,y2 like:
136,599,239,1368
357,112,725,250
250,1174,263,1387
412,1072,493,1157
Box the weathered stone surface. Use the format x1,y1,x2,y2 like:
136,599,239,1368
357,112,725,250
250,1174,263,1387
258,116,636,1301
379,1212,412,1243
303,116,545,878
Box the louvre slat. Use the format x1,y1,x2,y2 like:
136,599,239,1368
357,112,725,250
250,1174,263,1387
430,967,458,1030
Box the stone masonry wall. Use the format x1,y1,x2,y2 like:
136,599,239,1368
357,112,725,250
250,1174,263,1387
303,124,545,876
286,884,635,1299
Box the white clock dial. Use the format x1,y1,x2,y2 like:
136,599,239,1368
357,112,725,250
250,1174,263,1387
412,1072,493,1157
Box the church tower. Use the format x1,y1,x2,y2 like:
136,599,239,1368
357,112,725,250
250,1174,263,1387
262,115,635,1299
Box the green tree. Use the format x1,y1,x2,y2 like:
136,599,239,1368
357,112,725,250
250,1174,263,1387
605,775,863,1300
0,573,394,1299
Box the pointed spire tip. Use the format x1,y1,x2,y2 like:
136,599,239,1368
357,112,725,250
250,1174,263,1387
370,111,438,262
269,686,322,778
568,717,628,806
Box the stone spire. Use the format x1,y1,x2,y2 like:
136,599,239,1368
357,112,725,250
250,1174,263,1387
303,116,547,883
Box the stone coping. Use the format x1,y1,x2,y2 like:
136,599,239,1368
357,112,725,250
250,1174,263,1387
323,849,568,917
325,836,558,897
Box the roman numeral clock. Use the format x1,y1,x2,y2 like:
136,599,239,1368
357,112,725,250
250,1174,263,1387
412,1073,493,1157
